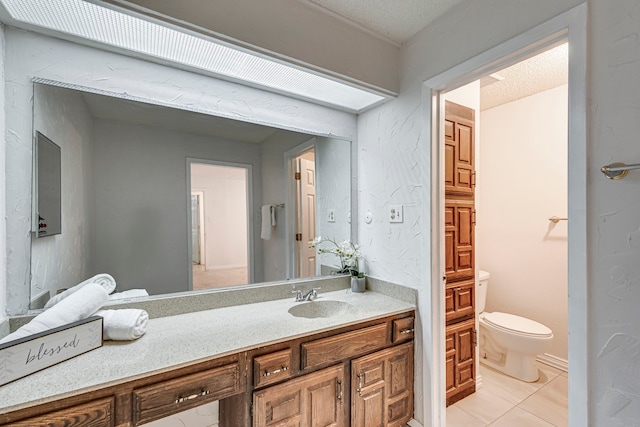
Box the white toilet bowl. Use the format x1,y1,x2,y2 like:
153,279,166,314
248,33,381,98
477,270,554,382
479,311,553,382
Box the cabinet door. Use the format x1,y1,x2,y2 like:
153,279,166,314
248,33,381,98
445,319,476,406
444,201,475,282
253,365,346,427
351,342,413,427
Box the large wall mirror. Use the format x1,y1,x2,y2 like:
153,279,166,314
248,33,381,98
28,81,353,306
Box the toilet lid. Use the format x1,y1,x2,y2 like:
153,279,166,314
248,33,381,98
482,312,553,337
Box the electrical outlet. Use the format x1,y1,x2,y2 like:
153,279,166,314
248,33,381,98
327,209,336,223
389,205,403,223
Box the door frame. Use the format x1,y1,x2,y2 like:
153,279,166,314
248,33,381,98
285,138,317,279
422,4,587,426
191,190,206,265
185,158,254,290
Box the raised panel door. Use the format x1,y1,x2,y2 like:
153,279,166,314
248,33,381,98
254,365,345,427
352,342,413,427
445,319,476,406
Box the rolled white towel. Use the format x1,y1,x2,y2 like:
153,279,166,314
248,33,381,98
95,309,148,341
109,289,149,301
44,274,116,309
0,283,109,345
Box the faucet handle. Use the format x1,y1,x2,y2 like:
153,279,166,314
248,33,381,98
292,289,303,301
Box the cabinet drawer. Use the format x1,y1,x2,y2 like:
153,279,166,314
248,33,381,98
301,323,388,369
6,397,114,427
392,317,415,343
254,349,293,388
133,362,241,426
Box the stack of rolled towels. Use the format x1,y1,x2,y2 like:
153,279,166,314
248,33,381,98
0,274,149,345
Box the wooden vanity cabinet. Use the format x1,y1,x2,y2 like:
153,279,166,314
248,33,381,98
1,311,414,427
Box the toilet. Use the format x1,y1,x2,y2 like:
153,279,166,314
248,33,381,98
477,270,553,382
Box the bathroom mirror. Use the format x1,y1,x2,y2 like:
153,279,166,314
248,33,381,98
27,82,353,305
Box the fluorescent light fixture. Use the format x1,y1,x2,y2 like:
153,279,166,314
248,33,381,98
0,0,388,112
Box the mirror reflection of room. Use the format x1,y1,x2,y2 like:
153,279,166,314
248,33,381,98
28,82,352,307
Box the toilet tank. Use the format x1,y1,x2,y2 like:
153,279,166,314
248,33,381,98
477,270,490,313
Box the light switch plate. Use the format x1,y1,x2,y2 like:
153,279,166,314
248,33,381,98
389,205,403,223
327,209,336,223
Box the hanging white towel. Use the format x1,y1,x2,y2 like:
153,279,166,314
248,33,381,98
44,273,116,309
261,204,276,240
95,309,149,341
0,283,109,345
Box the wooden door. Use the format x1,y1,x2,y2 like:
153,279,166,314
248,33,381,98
445,319,476,405
444,100,476,406
298,156,317,278
351,342,413,427
253,364,345,427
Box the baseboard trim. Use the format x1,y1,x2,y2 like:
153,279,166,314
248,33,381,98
536,353,568,372
407,419,423,427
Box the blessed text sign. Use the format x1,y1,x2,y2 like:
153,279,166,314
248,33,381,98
0,316,103,386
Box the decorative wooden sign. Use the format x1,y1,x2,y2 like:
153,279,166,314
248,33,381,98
0,316,103,386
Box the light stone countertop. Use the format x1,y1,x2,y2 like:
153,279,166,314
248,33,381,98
0,288,414,414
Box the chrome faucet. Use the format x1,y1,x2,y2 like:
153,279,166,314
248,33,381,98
293,287,321,302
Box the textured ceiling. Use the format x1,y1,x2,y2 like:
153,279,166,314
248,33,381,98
304,0,464,43
81,91,288,144
480,43,568,110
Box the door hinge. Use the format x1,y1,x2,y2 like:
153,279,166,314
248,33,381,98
294,172,301,180
472,209,477,225
472,171,477,187
250,401,253,417
295,233,302,241
473,329,478,347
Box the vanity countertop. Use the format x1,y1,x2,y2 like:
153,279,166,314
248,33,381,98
0,289,414,414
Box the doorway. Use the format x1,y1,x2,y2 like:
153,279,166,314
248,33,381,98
423,5,587,426
188,160,252,290
444,43,570,424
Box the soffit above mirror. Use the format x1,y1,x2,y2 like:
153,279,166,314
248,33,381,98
0,0,393,113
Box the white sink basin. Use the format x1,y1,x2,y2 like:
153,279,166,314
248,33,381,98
288,300,352,319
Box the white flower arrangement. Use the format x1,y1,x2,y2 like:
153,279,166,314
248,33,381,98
310,236,365,277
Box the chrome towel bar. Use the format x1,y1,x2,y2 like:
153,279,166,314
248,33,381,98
549,216,568,223
601,162,640,180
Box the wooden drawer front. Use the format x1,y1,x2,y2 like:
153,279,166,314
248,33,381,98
254,349,293,388
392,317,414,343
301,323,388,369
6,397,114,427
133,362,240,426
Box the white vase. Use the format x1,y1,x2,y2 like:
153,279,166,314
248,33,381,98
351,276,366,293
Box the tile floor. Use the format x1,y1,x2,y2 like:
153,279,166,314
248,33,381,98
447,362,568,427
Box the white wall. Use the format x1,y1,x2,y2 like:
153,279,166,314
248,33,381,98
478,85,568,361
315,137,352,270
0,23,6,322
30,84,95,305
357,1,583,423
93,120,261,294
191,164,248,271
3,28,356,314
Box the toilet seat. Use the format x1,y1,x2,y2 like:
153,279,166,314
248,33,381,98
481,312,553,338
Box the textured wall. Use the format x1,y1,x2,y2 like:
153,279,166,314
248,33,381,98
31,84,96,303
357,1,584,423
590,0,640,424
0,23,5,321
4,28,356,315
478,85,569,361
